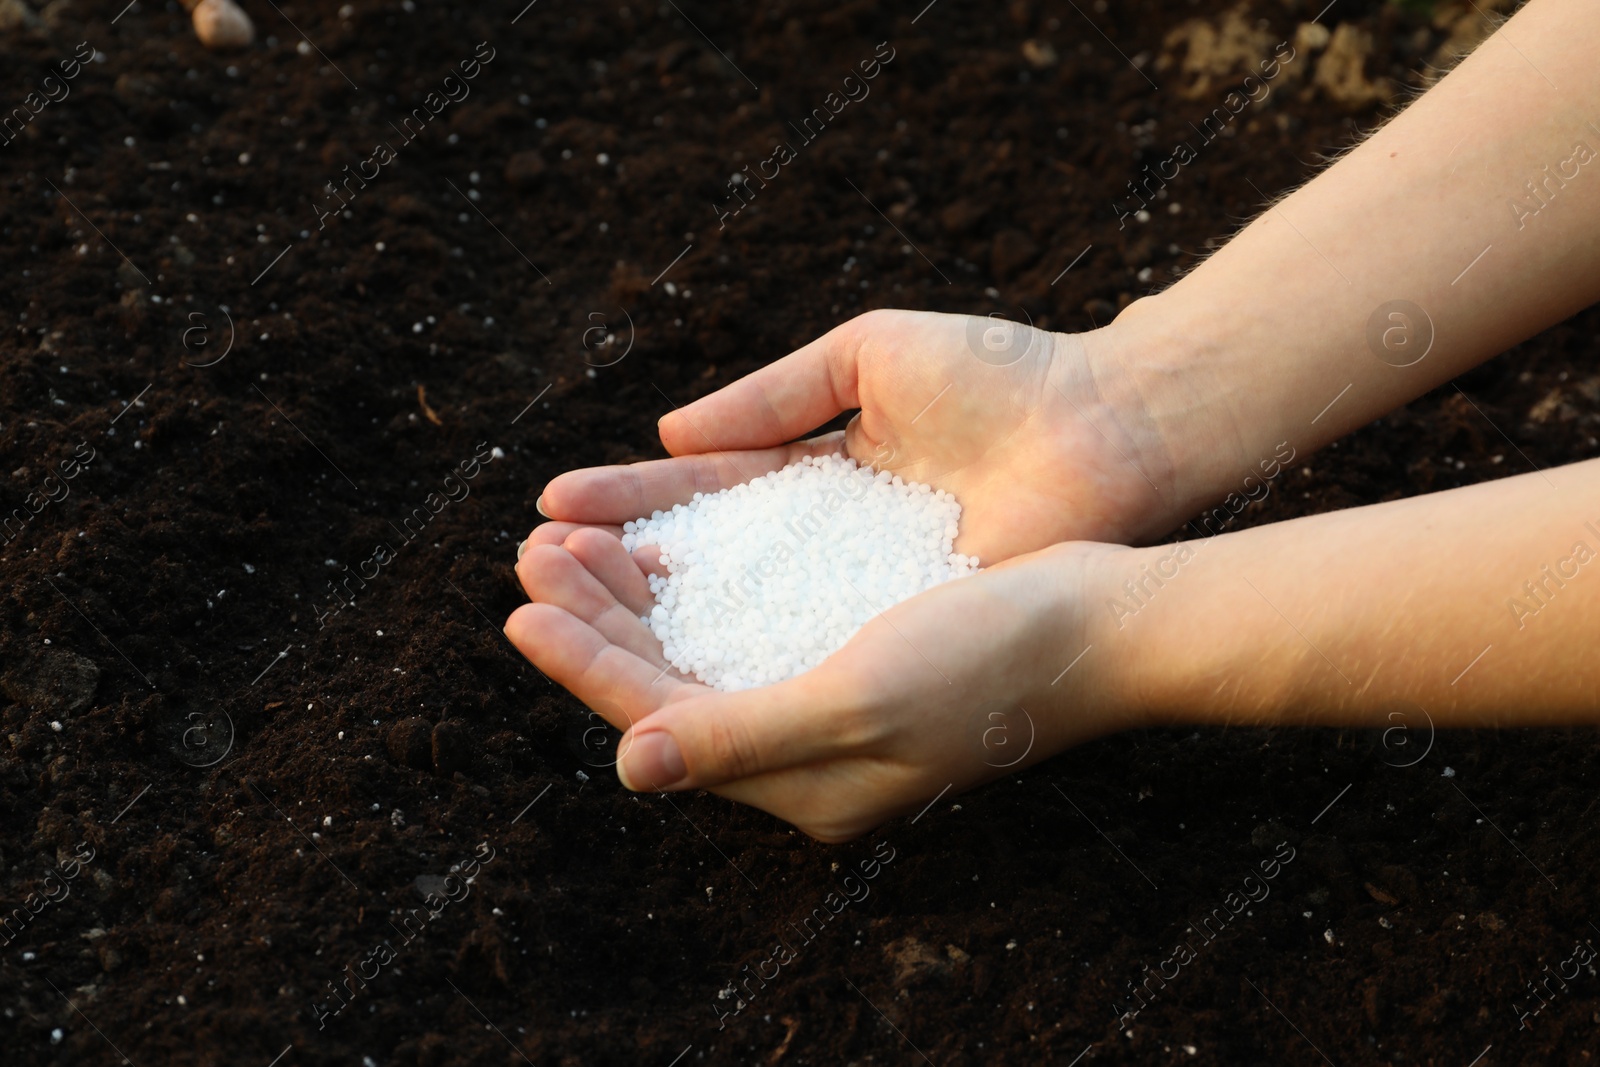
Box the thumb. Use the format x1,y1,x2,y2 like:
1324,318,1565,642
658,315,867,456
616,683,845,792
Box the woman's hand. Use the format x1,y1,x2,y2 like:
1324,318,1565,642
506,529,1141,841
528,308,1192,565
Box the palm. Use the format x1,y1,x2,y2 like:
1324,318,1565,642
533,309,1167,564
840,310,1162,560
510,529,1115,840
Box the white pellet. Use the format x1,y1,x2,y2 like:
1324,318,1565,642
622,454,980,691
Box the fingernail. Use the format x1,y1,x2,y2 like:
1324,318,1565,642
516,537,529,562
618,731,686,791
535,495,550,518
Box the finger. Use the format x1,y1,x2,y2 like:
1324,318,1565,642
503,602,694,730
658,316,870,456
518,520,623,561
514,543,667,668
635,546,669,580
842,411,898,472
537,433,845,524
560,527,654,616
616,675,862,793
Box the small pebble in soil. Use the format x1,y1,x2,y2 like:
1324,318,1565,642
623,454,979,691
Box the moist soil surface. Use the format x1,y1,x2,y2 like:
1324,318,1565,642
3,0,1598,1064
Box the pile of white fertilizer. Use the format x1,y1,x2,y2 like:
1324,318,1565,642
621,454,980,691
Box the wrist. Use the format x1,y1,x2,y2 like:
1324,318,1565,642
1084,530,1307,731
1025,541,1162,736
1073,539,1181,728
1079,292,1263,541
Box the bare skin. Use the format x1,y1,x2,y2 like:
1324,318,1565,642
507,0,1600,841
529,311,1172,565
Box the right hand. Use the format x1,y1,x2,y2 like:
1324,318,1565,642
507,531,1138,841
527,307,1185,565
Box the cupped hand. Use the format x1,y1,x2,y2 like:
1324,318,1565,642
528,308,1177,565
506,527,1140,841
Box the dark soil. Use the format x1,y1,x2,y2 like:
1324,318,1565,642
3,0,1598,1064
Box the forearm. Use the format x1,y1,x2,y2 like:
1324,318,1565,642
1100,0,1600,530
1107,458,1600,729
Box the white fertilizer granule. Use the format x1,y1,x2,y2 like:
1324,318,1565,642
620,454,981,691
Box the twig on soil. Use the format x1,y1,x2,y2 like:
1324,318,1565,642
417,384,444,426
